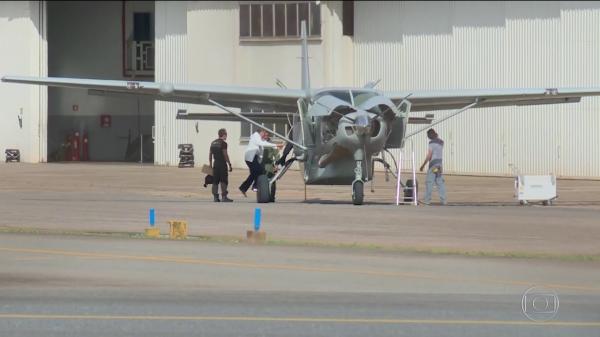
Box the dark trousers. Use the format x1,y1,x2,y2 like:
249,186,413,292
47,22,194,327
239,156,264,192
212,162,228,196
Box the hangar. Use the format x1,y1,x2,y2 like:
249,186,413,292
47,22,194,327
1,1,599,178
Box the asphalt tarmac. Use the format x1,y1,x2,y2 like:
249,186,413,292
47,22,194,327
1,163,599,336
0,233,599,337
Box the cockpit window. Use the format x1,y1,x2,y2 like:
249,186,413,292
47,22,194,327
352,91,378,106
314,90,378,106
326,91,352,104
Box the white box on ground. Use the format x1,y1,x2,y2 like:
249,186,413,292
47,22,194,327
515,175,557,205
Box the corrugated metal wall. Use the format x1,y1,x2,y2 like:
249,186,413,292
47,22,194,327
154,1,189,166
355,1,600,178
0,1,47,163
33,0,48,162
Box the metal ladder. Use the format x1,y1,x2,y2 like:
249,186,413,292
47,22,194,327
395,139,418,206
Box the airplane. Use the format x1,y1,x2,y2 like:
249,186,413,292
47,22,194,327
4,21,600,205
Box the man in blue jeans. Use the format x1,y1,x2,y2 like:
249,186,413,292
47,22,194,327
419,128,447,205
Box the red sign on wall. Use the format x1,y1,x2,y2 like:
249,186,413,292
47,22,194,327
100,115,111,128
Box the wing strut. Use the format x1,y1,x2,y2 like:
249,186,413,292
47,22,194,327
405,100,480,139
208,99,307,151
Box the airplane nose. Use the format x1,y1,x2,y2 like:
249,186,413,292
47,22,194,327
355,114,369,127
353,114,371,136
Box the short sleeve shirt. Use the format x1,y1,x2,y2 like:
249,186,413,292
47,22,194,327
210,139,227,164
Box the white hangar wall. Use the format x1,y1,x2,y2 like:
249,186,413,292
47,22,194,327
0,1,47,163
154,1,352,168
355,1,600,178
154,1,189,167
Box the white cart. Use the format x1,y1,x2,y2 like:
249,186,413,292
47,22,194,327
514,174,557,206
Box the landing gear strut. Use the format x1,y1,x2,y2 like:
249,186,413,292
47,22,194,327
352,159,364,205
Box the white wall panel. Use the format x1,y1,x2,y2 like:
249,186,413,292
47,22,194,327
0,1,47,163
355,1,600,178
154,1,189,166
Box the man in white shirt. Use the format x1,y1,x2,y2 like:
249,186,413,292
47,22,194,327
239,128,278,197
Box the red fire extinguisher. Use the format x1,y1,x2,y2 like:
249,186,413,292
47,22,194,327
71,131,80,161
82,132,89,161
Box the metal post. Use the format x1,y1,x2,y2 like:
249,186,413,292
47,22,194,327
137,97,142,165
304,182,307,201
396,150,402,206
412,142,417,205
140,134,143,165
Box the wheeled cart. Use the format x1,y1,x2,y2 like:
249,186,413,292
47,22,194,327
514,175,557,206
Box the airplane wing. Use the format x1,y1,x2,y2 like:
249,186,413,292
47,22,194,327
1,76,305,111
385,88,600,112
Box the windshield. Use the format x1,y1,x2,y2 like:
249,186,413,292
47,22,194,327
314,90,352,104
315,90,378,106
352,91,378,106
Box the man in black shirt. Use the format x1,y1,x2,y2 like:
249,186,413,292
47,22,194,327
209,128,233,202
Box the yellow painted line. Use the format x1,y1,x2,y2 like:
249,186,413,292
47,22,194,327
0,314,599,327
12,256,56,261
0,247,598,292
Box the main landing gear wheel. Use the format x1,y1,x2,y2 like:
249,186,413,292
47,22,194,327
352,180,364,205
256,175,271,203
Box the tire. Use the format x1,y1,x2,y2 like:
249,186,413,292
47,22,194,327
270,181,277,202
352,180,364,205
256,175,271,203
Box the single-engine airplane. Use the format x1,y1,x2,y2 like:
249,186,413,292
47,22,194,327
4,21,600,205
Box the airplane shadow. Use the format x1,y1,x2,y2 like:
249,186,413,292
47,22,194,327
302,199,394,206
300,199,600,207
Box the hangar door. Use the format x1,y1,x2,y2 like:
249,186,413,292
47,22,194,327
47,1,155,162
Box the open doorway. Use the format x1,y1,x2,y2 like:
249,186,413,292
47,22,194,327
47,1,155,162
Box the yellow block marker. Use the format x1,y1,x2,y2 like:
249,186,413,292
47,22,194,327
145,228,160,238
246,230,266,244
168,220,188,239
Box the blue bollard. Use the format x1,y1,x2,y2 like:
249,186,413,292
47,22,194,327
254,208,261,232
149,208,155,227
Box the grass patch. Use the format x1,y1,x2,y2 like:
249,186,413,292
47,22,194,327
0,225,598,262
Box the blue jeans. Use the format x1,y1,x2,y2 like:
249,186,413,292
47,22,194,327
425,168,447,204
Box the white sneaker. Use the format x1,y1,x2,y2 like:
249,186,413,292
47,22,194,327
252,188,258,192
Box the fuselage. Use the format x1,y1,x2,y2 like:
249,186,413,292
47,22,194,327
296,88,408,185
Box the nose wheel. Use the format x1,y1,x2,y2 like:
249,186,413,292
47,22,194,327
352,180,364,205
352,157,365,205
256,175,271,203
